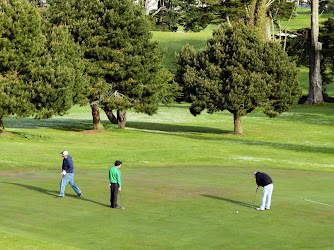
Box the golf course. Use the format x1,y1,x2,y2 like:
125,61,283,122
1,99,333,249
1,5,334,249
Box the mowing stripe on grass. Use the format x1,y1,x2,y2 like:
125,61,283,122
304,199,334,208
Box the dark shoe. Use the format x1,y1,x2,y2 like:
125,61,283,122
77,192,83,197
56,195,64,198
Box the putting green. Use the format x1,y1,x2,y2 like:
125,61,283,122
1,167,333,249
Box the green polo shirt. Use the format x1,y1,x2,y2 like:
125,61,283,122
109,166,121,187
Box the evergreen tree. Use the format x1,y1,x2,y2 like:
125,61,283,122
47,0,177,129
0,0,87,132
149,0,295,34
28,24,89,119
175,21,301,134
320,18,334,95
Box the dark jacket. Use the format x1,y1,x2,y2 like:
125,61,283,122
62,156,74,173
255,172,273,187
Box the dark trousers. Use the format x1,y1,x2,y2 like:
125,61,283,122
110,183,119,208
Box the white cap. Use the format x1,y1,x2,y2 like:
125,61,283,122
61,151,68,156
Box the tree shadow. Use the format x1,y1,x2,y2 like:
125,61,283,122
202,194,253,208
5,117,231,134
126,121,231,134
176,133,334,155
3,182,110,208
3,117,102,132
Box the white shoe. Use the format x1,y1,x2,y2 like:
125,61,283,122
256,208,264,211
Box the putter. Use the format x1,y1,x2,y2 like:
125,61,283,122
252,188,258,209
119,191,125,209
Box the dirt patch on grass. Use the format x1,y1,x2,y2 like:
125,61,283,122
131,242,158,247
73,130,113,135
0,132,15,138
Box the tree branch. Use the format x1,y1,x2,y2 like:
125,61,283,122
151,6,167,17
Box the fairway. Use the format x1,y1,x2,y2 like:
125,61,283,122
1,1,334,248
0,102,334,249
1,167,334,249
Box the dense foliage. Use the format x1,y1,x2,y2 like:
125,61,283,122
47,0,177,128
320,18,334,89
150,0,295,32
0,0,86,132
285,18,334,94
175,22,302,134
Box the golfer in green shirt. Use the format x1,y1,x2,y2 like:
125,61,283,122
109,160,122,209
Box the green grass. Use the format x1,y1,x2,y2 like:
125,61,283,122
298,66,309,95
0,102,334,248
1,103,333,171
1,168,334,249
153,13,334,98
152,25,216,71
153,10,333,72
280,9,333,31
1,9,333,250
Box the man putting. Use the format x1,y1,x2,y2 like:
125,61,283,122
253,172,273,211
56,151,83,198
109,160,122,209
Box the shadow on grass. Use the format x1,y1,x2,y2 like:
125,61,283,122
126,121,231,134
178,133,334,155
3,182,110,208
202,194,253,208
6,117,333,155
3,117,112,132
4,117,231,134
4,182,58,197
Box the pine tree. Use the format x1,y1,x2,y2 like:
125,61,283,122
175,21,301,135
28,24,89,119
0,0,45,132
320,18,334,92
149,0,295,34
47,0,177,129
0,0,88,132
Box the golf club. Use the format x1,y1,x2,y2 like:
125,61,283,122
119,191,125,209
252,188,258,209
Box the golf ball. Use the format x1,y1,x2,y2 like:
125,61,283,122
236,211,238,213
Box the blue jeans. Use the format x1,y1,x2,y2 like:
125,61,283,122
59,173,81,196
260,183,273,210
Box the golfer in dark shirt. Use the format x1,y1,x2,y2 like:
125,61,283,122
254,172,273,211
56,150,83,198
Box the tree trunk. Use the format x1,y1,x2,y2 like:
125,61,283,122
102,107,118,124
0,117,5,133
234,113,243,135
117,109,127,129
249,0,272,40
91,104,104,130
305,0,323,105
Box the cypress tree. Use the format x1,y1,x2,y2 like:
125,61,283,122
0,0,44,132
47,0,176,129
0,0,88,132
175,21,301,135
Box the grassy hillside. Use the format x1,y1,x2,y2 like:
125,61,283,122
280,8,333,30
153,10,334,97
153,9,333,72
152,25,215,71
